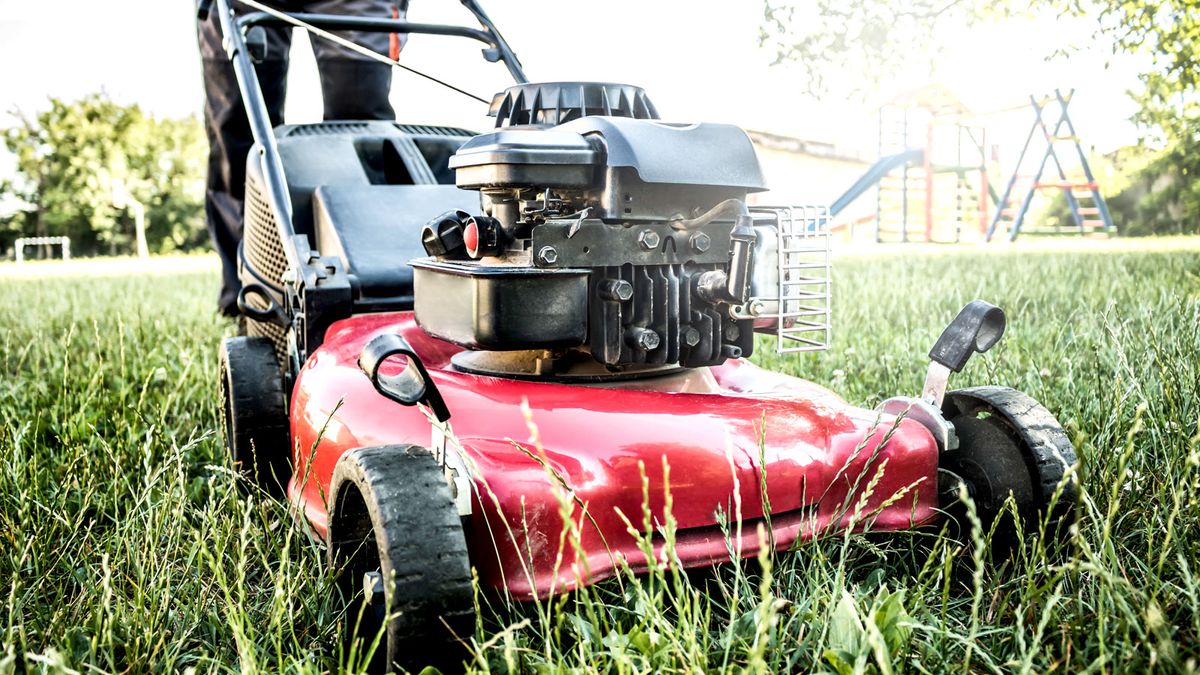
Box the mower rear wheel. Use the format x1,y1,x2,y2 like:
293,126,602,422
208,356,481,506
218,336,291,498
940,386,1078,552
328,445,474,674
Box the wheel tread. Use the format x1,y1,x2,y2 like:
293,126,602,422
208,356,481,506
328,444,474,673
945,386,1079,541
219,336,290,497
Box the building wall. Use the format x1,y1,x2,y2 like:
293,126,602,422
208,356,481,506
747,142,875,226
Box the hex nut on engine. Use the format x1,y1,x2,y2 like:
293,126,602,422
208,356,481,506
626,327,661,351
637,230,660,250
690,232,711,253
682,326,701,347
598,279,634,302
536,246,559,265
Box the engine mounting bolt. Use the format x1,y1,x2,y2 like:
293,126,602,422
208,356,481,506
598,279,634,302
626,327,660,351
723,322,741,342
682,326,701,347
637,230,660,250
749,300,766,316
536,246,559,265
690,232,711,253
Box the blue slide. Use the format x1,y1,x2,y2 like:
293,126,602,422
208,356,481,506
830,148,925,217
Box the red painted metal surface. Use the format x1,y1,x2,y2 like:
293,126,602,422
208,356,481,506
289,312,941,601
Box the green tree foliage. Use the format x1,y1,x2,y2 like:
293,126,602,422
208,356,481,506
761,0,1200,234
1,94,207,256
1087,0,1200,233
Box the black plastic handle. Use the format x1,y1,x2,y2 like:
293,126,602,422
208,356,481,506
237,283,289,327
928,300,1006,372
358,333,451,422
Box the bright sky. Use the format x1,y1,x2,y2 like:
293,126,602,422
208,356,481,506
0,0,1147,177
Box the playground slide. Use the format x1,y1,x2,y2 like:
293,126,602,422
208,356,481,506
830,148,925,217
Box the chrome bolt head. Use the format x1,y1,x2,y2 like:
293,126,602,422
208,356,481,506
637,230,661,250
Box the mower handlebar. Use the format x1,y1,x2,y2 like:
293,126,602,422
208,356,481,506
236,12,496,46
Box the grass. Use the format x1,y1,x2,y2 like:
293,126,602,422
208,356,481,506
1,239,1199,673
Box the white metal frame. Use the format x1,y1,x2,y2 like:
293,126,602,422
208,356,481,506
14,236,71,264
746,205,832,353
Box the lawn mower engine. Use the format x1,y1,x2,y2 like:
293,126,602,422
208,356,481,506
411,82,790,378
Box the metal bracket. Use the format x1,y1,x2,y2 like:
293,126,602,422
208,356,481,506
878,396,958,452
430,422,473,517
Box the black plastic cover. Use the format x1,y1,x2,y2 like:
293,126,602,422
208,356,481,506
489,82,658,128
449,118,767,194
560,116,767,191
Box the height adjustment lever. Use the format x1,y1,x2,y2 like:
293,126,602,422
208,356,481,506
878,300,1006,453
359,333,452,422
922,300,1006,407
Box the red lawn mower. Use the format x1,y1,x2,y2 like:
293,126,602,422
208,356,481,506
207,0,1079,671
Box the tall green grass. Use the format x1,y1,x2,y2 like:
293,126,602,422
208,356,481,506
1,243,1197,673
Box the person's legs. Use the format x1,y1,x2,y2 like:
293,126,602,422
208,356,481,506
304,0,403,121
197,4,292,315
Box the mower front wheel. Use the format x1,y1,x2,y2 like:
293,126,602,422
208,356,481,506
219,336,291,498
940,386,1079,552
328,445,475,674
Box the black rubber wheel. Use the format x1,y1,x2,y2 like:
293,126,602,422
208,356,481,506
218,336,291,498
941,386,1079,552
328,445,475,674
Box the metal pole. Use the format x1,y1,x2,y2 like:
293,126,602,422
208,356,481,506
459,0,528,84
986,96,1042,241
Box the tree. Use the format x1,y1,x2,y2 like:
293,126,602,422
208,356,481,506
1,94,206,256
758,0,1019,98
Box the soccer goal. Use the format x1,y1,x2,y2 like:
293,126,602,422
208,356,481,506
14,236,71,263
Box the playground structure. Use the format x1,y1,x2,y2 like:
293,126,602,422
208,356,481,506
987,89,1114,240
831,86,994,243
830,86,1113,243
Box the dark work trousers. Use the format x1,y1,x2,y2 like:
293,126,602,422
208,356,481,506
197,0,404,315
